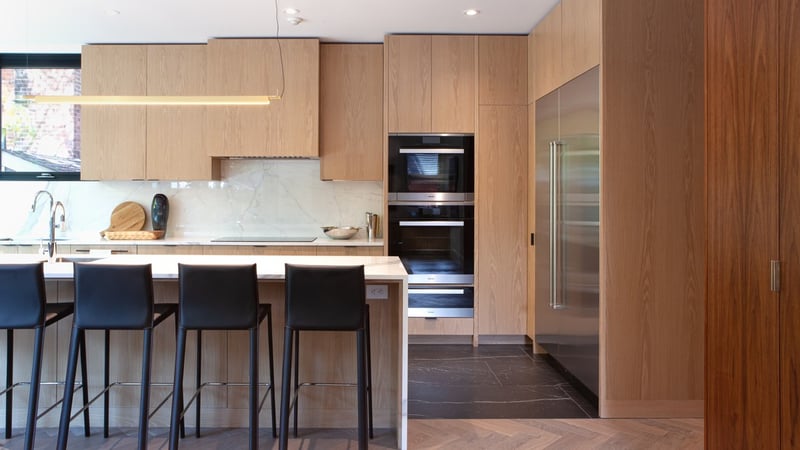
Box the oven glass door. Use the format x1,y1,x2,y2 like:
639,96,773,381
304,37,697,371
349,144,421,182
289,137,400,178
408,286,474,318
388,135,474,198
388,204,474,285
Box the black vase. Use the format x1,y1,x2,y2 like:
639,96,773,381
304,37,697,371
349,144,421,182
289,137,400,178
151,194,169,236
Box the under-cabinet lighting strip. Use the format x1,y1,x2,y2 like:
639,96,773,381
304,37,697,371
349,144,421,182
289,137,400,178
22,95,281,106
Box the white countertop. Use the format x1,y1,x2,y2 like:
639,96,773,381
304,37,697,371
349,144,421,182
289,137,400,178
1,236,384,247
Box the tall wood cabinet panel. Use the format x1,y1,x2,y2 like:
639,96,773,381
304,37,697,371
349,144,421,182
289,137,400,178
431,36,476,132
319,44,383,181
478,36,527,105
206,39,319,157
533,4,563,99
476,106,528,335
601,0,704,418
386,35,432,133
146,45,219,180
561,0,601,83
80,45,147,180
706,0,800,447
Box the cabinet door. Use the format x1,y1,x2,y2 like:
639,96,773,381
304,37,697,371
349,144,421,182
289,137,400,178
386,35,432,133
431,36,476,133
80,45,147,180
319,44,383,181
780,0,800,446
706,0,780,447
146,45,219,180
561,0,601,82
533,4,563,99
477,105,528,335
206,39,319,157
479,36,528,106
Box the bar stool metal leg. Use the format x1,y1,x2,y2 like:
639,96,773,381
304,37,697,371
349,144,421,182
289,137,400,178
279,327,293,450
79,333,91,437
292,330,300,437
195,329,202,438
103,329,110,438
169,326,187,450
5,329,12,440
266,307,277,438
57,327,82,450
357,328,368,450
138,327,153,448
22,326,44,450
365,306,374,439
249,327,258,450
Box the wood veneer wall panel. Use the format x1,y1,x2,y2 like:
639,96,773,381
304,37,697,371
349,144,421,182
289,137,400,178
431,36,476,133
779,0,800,446
386,35,432,133
533,4,562,100
705,0,780,446
478,36,528,105
602,0,704,417
561,0,601,82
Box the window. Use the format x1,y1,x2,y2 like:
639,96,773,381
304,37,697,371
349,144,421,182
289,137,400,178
0,54,81,180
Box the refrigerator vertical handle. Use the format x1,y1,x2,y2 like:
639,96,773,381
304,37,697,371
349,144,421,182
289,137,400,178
550,141,566,310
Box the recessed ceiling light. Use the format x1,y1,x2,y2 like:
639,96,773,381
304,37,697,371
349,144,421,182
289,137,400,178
283,8,300,15
464,9,479,16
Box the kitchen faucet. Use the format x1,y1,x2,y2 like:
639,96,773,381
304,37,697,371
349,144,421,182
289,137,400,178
30,190,65,259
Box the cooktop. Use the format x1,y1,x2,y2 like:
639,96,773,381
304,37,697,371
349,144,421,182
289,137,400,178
211,236,317,243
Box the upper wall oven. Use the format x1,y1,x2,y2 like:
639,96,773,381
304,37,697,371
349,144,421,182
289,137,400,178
388,134,474,202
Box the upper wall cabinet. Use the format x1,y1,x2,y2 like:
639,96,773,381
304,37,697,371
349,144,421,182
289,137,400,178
206,39,319,157
386,35,476,133
479,36,528,105
533,0,600,100
319,44,383,181
81,45,147,180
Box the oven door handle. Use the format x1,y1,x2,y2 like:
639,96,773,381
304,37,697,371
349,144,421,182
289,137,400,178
408,289,466,295
398,221,465,227
399,148,465,154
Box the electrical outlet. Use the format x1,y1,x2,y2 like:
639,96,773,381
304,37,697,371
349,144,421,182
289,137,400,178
366,284,388,300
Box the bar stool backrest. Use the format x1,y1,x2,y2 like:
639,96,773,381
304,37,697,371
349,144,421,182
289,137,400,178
178,264,259,329
284,264,366,331
0,263,46,328
73,263,154,329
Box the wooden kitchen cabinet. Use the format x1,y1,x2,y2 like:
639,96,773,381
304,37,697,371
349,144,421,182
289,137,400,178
80,45,147,180
478,36,528,105
533,4,562,100
146,45,219,180
206,39,319,158
319,44,383,181
386,35,475,133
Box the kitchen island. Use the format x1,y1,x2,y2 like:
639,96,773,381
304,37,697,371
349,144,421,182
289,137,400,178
0,254,408,449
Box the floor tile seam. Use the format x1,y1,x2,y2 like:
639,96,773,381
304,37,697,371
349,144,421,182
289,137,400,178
408,397,574,405
555,384,595,418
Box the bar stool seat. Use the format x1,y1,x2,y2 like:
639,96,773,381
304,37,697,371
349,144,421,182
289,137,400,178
57,263,178,450
279,264,373,450
168,263,277,450
0,262,90,450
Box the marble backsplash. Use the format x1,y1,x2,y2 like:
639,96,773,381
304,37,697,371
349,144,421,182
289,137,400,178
0,159,383,240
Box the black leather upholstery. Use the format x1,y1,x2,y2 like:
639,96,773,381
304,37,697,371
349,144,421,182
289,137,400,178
284,264,366,330
178,264,259,329
0,263,46,328
73,263,154,329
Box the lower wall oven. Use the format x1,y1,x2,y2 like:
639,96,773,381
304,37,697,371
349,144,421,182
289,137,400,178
388,202,474,318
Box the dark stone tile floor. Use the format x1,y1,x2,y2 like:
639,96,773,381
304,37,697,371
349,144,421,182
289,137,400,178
408,344,598,420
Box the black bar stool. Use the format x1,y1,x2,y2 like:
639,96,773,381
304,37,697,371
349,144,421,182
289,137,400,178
57,263,178,450
279,264,373,450
0,262,90,450
168,263,277,450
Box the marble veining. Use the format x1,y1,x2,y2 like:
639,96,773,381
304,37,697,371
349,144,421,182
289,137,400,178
0,160,381,240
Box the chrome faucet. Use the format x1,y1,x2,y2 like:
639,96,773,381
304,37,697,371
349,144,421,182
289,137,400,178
30,190,65,259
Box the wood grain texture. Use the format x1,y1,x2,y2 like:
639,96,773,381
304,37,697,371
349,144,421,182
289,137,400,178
431,36,476,133
476,106,528,335
527,30,535,105
478,36,528,106
602,0,704,418
561,0,602,83
386,35,432,133
146,45,219,181
80,45,147,180
319,44,383,181
206,39,319,158
705,0,780,446
780,0,800,446
317,246,384,256
202,245,317,256
533,4,563,100
136,245,205,255
526,103,536,339
408,317,473,335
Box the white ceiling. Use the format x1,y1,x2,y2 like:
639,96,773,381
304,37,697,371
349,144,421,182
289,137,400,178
0,0,559,53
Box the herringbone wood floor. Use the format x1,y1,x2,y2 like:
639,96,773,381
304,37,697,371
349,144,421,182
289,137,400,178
0,418,703,449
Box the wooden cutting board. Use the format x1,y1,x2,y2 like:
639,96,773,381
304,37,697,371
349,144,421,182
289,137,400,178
100,202,146,237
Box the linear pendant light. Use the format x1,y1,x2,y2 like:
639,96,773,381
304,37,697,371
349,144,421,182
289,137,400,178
23,95,281,105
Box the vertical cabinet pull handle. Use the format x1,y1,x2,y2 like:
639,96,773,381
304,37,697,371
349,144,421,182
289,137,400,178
771,260,781,292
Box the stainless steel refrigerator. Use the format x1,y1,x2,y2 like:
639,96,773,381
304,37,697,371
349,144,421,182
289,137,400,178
535,66,600,396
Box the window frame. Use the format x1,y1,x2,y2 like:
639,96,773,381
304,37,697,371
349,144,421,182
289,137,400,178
0,53,82,181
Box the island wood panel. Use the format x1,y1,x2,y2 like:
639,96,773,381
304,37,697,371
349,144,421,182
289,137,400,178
602,0,705,418
386,35,432,133
136,245,205,255
80,45,147,180
206,39,319,157
780,1,800,446
705,0,781,445
478,36,528,106
202,246,317,256
431,36,476,133
476,106,528,335
317,246,384,257
146,45,219,181
561,0,601,83
408,317,473,335
533,3,563,100
319,44,384,181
